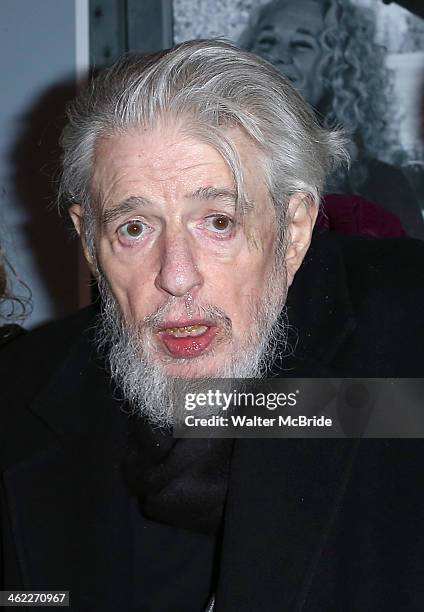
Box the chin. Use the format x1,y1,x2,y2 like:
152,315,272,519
154,351,228,380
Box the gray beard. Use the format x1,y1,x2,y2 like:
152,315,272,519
95,268,288,428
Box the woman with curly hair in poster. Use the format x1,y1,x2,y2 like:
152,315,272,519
240,0,424,238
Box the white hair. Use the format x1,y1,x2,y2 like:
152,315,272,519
59,39,348,251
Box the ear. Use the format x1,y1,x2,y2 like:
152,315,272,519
69,203,97,275
285,193,318,288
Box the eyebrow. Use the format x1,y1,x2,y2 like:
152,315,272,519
190,186,253,212
100,196,151,226
190,186,236,208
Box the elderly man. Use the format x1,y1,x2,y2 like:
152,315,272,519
1,40,424,611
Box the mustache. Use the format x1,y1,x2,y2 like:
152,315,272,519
141,298,233,335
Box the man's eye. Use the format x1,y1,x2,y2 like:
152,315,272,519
118,220,146,241
205,215,233,234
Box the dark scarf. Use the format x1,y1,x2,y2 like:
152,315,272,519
122,415,234,534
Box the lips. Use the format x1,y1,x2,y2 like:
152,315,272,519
162,324,208,338
157,321,218,358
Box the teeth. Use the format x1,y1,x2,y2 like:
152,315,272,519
163,324,208,338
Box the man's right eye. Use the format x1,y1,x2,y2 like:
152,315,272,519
117,220,146,241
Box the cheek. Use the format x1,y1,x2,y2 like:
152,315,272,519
213,254,275,332
215,220,276,302
97,242,160,321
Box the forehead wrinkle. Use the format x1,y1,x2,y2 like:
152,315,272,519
92,156,137,214
147,141,218,170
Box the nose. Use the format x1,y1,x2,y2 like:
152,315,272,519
155,225,203,298
271,42,293,66
260,45,293,74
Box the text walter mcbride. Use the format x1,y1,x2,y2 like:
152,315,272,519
232,415,333,427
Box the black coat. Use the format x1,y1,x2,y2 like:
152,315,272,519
1,231,424,611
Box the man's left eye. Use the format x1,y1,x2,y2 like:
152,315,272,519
117,220,146,241
205,215,233,234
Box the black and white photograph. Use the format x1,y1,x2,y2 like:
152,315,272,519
1,2,424,611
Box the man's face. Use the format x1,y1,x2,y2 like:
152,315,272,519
88,123,281,378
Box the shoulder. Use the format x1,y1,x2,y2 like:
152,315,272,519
333,233,424,375
309,230,424,306
289,231,424,376
337,234,424,318
0,306,97,411
337,233,424,287
0,307,99,469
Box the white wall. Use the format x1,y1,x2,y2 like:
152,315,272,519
0,0,89,328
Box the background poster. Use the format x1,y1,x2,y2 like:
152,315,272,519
174,0,424,239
